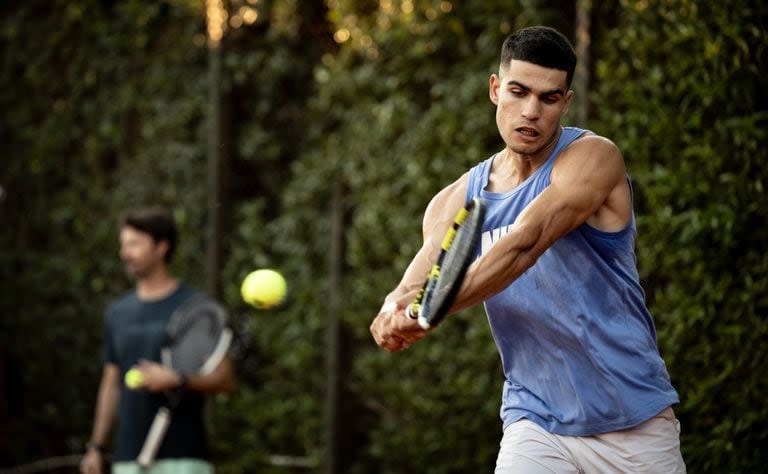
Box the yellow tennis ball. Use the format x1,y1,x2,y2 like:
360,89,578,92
125,368,144,390
241,269,287,309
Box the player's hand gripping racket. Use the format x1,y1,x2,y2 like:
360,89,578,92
405,197,485,329
137,295,232,467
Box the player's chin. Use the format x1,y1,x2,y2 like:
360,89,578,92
124,265,150,279
509,135,541,151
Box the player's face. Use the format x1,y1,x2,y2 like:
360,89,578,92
119,226,167,279
490,60,573,158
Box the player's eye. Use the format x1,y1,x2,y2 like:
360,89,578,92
541,95,557,104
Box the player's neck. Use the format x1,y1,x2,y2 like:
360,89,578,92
136,267,178,301
487,149,543,193
504,149,541,180
506,127,562,174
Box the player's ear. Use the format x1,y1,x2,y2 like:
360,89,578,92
155,239,170,262
489,74,500,105
561,89,575,116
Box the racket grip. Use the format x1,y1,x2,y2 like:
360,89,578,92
408,304,433,329
137,407,171,467
417,315,432,330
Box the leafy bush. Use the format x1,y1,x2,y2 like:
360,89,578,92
592,0,768,470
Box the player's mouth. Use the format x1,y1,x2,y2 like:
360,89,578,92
516,126,540,138
122,260,139,273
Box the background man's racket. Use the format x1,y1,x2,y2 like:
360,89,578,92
137,295,232,467
406,197,485,329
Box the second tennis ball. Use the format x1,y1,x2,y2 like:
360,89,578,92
241,269,287,309
125,368,144,390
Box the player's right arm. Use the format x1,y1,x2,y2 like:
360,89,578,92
449,136,627,314
136,354,236,393
80,363,120,474
370,173,469,352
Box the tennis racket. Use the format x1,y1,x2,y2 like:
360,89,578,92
137,295,232,467
405,197,485,329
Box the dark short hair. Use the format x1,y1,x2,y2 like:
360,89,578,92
500,26,577,87
120,207,178,263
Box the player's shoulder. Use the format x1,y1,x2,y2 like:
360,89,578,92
177,285,212,306
104,289,139,325
178,286,227,311
566,131,623,159
424,172,470,220
106,289,138,312
555,131,625,175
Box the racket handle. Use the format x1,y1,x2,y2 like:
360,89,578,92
137,407,171,467
407,304,432,329
417,315,432,330
405,304,419,320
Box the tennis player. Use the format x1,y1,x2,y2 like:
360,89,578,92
80,207,235,474
370,26,685,473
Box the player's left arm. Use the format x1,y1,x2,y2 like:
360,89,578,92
370,173,470,352
450,135,629,313
136,355,236,393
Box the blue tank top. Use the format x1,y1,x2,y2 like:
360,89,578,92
466,127,679,436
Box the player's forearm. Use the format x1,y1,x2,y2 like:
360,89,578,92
381,242,436,310
449,182,599,315
184,357,236,393
382,283,422,311
89,373,119,447
450,221,542,314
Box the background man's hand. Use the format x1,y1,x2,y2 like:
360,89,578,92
79,449,102,474
134,360,182,392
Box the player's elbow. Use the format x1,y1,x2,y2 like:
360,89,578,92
212,357,237,393
219,364,237,393
220,376,237,393
518,252,540,271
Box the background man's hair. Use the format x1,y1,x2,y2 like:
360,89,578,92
500,26,577,87
120,207,178,263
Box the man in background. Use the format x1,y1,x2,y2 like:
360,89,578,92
81,207,235,474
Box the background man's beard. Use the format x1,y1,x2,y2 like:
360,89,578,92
124,263,150,279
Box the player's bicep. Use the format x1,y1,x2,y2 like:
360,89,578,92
103,363,120,386
518,137,625,250
388,174,469,302
421,173,471,252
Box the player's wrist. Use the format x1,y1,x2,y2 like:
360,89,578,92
85,441,105,454
379,301,397,315
176,373,188,390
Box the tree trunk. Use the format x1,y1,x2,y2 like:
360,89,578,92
325,177,344,473
574,0,592,126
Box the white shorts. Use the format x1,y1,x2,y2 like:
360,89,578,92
112,459,213,474
495,408,686,473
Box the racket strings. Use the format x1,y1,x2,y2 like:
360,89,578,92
169,309,219,343
166,300,228,375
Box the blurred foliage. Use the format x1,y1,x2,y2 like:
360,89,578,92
215,1,527,471
591,0,768,470
1,0,210,462
1,0,766,472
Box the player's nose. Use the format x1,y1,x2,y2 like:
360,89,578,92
521,97,541,120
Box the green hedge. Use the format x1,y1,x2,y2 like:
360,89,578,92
2,0,766,471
